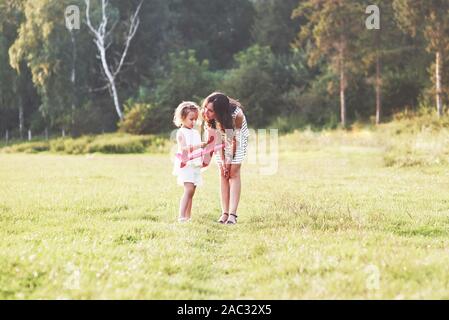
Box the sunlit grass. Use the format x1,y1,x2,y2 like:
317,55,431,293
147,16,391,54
1,127,449,299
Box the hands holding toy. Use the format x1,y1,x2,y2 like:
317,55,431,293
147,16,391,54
176,135,224,168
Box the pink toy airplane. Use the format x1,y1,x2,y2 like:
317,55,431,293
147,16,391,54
176,143,224,166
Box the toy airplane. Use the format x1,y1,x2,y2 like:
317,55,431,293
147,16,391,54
176,143,224,163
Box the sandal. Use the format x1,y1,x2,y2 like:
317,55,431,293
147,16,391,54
226,213,238,225
218,212,229,224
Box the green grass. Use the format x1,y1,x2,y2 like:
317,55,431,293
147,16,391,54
1,125,449,299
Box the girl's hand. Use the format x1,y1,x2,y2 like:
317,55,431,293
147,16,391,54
220,164,229,179
225,164,231,178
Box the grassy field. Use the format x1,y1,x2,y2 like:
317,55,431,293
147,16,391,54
1,125,449,299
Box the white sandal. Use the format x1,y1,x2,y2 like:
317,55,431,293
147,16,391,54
226,213,238,225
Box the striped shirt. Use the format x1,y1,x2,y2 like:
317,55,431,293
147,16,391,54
215,107,249,165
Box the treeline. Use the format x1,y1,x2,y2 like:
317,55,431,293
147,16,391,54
0,0,448,137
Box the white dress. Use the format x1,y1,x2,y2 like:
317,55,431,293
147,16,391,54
173,127,203,186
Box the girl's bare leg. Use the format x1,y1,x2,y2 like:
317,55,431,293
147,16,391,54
186,186,196,219
186,198,192,220
228,164,241,223
179,183,195,220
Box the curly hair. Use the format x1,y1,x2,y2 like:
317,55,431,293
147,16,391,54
173,101,199,127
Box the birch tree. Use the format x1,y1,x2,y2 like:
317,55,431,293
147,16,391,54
85,0,143,120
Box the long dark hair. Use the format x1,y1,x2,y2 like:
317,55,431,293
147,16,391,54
202,92,242,131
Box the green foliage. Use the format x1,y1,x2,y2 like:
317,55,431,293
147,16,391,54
282,63,339,128
393,0,449,114
223,45,310,127
70,101,118,136
293,0,364,68
1,0,449,135
222,45,279,126
145,50,218,133
292,0,367,126
166,0,255,69
382,112,449,167
0,133,168,154
252,0,298,54
156,50,215,101
1,141,50,153
9,0,83,127
86,136,145,154
118,104,153,135
61,136,94,155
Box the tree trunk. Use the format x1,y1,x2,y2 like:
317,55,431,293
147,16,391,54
99,42,123,120
85,0,142,122
376,50,382,125
109,81,123,120
70,29,77,127
340,51,346,128
18,96,24,139
436,51,443,117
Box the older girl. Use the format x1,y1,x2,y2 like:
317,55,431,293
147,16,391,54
202,92,249,224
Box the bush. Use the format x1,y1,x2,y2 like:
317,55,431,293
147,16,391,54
270,115,308,134
222,46,282,127
122,50,219,134
71,101,118,135
0,134,169,155
50,138,67,152
63,136,94,155
381,113,449,167
118,104,153,135
283,86,339,129
222,46,311,128
3,141,50,153
86,135,146,154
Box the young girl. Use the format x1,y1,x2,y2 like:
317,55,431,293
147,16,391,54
173,102,209,222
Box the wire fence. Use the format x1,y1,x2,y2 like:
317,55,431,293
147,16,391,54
2,128,68,146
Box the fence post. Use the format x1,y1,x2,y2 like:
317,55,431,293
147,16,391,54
28,129,32,141
5,130,8,145
62,129,65,137
45,127,48,141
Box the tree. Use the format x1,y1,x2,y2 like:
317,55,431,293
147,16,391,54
9,0,87,132
252,0,298,54
150,50,217,133
85,0,143,121
0,1,17,132
293,0,365,127
222,45,310,127
360,0,406,124
1,0,40,137
394,0,449,117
